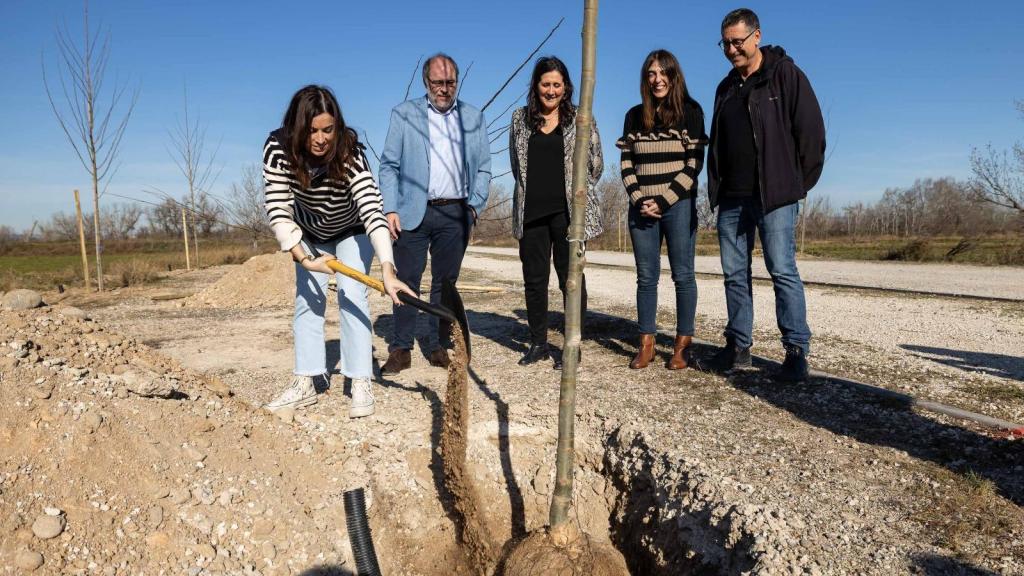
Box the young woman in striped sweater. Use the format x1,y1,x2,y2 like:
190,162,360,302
617,50,707,370
263,85,413,417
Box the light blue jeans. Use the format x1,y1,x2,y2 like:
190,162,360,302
294,234,374,379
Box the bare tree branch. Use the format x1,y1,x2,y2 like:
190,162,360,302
480,17,564,112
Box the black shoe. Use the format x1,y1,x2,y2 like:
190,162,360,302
777,345,809,383
518,343,550,366
699,340,753,373
552,348,581,370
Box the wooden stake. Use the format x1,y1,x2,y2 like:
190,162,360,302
73,189,91,289
182,207,191,270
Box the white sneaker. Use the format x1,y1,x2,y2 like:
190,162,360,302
349,378,375,418
265,375,317,411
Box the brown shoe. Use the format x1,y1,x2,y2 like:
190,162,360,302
381,348,411,375
667,335,692,370
428,348,451,368
629,334,656,369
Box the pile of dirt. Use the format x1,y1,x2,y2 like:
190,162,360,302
186,252,295,309
0,305,375,574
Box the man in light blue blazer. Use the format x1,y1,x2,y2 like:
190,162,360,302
379,53,491,373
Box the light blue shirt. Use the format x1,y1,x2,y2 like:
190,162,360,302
426,101,467,200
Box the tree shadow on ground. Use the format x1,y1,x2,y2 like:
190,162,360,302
709,354,1024,507
454,306,1024,507
467,365,527,538
900,344,1024,382
911,553,1000,575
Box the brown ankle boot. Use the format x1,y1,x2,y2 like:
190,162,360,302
667,335,692,370
629,334,656,369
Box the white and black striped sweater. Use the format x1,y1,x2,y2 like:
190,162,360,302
263,132,390,256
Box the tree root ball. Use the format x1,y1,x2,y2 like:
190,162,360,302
498,523,629,576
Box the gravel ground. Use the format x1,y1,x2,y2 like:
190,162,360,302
2,253,1022,575
461,251,1024,424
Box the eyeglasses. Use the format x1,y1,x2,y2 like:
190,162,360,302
428,79,457,89
718,28,758,50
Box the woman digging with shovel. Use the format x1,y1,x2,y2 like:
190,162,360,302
263,85,414,418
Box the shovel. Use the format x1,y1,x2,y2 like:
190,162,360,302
302,241,472,362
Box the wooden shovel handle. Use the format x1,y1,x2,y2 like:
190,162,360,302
325,259,386,294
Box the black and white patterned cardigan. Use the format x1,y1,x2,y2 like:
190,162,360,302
508,106,604,241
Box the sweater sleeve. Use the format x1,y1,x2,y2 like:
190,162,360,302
348,148,390,240
667,102,707,198
617,111,641,200
263,135,303,251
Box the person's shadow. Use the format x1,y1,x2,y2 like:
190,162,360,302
901,344,1024,382
709,358,1024,506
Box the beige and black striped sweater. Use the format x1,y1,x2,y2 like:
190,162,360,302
616,102,706,210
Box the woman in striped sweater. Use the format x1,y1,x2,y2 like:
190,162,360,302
263,85,412,417
617,50,707,370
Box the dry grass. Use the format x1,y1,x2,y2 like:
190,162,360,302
911,468,1024,558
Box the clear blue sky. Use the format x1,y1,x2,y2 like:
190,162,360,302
2,0,1022,231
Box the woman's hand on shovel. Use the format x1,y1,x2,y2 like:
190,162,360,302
301,254,337,275
382,263,416,305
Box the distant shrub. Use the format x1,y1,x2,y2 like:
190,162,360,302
883,239,929,261
109,258,160,287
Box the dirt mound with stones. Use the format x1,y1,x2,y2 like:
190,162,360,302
0,304,384,574
186,252,295,309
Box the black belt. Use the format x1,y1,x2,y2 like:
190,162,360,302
427,198,466,207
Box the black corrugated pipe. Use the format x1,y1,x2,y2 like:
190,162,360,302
344,488,382,576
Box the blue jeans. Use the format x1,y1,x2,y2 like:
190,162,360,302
294,234,374,378
628,197,698,335
391,202,471,352
716,197,810,353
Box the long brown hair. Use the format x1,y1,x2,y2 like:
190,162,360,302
280,85,358,189
640,49,688,131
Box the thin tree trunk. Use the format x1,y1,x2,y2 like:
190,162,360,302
182,207,191,270
92,166,103,291
74,189,90,289
549,0,597,529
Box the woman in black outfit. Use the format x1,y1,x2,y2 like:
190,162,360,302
508,56,603,368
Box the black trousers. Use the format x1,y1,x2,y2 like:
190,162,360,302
518,212,587,345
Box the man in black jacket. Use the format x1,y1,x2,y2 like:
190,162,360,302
704,8,826,382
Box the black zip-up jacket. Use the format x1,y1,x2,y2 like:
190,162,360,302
707,45,826,212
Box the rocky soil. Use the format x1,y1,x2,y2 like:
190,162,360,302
1,252,1022,575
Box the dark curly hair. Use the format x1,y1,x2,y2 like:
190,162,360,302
526,56,575,132
279,85,359,189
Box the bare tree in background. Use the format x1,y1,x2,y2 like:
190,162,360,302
226,164,271,249
594,173,629,250
43,1,137,290
970,101,1024,214
168,85,221,266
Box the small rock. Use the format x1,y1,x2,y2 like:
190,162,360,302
182,445,207,462
43,508,61,517
82,412,103,433
58,306,89,320
14,550,44,571
31,514,65,539
195,543,216,559
145,531,170,549
29,386,53,400
145,505,164,529
2,289,43,311
271,406,295,423
169,488,191,506
261,542,276,560
252,519,274,538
